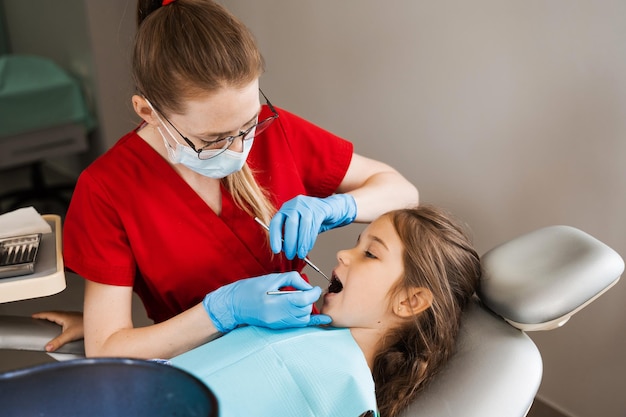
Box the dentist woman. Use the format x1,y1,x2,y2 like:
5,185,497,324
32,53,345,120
42,0,418,359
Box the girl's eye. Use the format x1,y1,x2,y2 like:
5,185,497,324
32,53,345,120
364,250,377,259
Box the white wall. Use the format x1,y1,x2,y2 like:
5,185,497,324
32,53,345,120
222,1,626,416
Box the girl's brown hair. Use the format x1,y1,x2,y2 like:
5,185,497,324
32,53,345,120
374,205,481,417
134,0,274,223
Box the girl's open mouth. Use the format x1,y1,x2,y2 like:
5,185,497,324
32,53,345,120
328,273,343,293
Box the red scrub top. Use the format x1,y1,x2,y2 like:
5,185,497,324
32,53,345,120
63,106,353,323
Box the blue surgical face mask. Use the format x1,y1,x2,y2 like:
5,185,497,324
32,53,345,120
157,125,254,178
146,100,254,179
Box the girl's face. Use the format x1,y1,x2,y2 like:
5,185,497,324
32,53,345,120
321,215,405,329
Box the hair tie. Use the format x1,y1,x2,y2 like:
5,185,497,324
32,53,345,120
162,0,176,5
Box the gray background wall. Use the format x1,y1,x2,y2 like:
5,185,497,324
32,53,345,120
2,1,625,416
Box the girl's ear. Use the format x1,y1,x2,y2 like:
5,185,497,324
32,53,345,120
132,95,159,126
394,287,433,318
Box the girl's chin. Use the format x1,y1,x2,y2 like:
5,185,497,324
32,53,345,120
320,293,337,315
322,290,334,302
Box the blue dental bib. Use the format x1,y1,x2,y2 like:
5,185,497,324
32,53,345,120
171,326,377,417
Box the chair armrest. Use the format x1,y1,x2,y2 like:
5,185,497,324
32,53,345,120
0,315,84,356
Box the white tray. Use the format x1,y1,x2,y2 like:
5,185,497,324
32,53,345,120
0,215,65,303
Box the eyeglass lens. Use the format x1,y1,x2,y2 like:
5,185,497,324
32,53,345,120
196,108,277,159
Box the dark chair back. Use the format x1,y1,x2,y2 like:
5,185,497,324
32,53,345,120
0,358,219,417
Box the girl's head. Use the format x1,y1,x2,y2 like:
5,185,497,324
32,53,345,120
322,205,480,417
134,0,264,114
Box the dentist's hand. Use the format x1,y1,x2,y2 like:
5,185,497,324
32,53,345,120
31,311,85,352
202,272,331,333
269,194,357,260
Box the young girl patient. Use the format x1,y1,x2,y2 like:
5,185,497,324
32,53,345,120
165,204,480,416
35,205,480,417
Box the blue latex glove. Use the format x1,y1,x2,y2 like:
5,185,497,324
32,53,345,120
202,271,331,333
269,194,357,260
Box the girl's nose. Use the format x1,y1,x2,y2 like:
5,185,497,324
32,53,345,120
336,248,349,265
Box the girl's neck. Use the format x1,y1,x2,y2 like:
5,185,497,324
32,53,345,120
349,327,386,370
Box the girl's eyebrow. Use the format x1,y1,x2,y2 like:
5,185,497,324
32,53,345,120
356,233,389,251
370,235,389,251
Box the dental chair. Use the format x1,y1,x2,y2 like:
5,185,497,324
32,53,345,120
0,223,622,417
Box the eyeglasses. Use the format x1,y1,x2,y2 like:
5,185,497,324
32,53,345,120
159,89,278,160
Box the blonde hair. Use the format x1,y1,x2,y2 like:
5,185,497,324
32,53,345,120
134,0,274,222
223,165,274,224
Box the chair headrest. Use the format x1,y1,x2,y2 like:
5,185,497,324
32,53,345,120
478,225,624,331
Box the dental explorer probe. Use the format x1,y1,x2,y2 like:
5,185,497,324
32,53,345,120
254,217,331,283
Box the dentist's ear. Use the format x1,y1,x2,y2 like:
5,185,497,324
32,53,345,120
132,95,159,126
394,287,433,318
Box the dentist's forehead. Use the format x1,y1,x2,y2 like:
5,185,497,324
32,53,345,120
174,82,260,137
